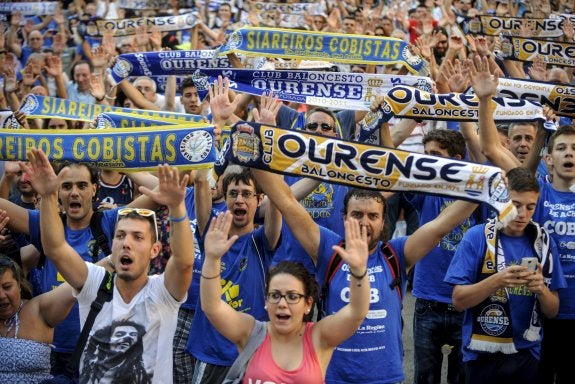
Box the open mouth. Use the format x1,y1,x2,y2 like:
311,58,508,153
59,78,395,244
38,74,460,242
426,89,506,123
233,208,247,220
120,256,133,266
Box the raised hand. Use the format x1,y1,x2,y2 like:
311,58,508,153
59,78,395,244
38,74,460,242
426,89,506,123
89,73,105,101
527,55,548,81
442,59,468,93
20,148,61,197
138,164,189,209
209,75,240,125
331,217,368,274
252,91,281,125
204,211,238,261
464,56,498,99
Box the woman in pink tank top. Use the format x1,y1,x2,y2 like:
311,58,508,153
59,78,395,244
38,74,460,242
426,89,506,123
200,212,371,383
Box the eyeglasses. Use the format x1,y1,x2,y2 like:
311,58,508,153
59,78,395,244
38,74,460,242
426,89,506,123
227,190,256,200
117,208,158,242
305,122,334,132
266,291,306,304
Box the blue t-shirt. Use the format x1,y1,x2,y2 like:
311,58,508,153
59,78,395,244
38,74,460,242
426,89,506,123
185,226,277,366
408,194,478,303
444,224,566,362
532,180,575,319
181,187,227,311
318,227,409,384
28,208,118,353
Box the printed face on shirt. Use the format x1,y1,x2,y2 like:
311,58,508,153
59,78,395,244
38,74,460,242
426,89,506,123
110,325,139,353
508,124,536,163
345,196,385,252
58,164,97,223
504,189,539,236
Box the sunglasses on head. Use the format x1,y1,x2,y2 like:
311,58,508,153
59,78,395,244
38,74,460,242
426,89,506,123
117,208,158,242
0,256,14,267
305,122,334,132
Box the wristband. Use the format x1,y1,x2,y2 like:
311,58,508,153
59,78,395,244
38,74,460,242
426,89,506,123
95,95,105,102
349,268,368,280
201,272,221,279
169,213,188,223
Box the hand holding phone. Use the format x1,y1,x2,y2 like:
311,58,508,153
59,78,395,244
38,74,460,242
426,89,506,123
521,257,538,272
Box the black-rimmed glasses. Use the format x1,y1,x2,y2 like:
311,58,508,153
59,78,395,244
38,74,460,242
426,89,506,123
266,291,306,304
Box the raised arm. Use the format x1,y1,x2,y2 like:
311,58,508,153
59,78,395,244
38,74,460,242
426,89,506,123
251,169,321,264
465,56,520,172
200,212,254,346
139,165,192,301
314,218,370,351
23,149,88,290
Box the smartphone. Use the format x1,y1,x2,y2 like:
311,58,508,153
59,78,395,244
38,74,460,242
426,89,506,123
521,257,538,272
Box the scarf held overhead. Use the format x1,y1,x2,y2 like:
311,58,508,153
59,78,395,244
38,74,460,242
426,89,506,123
224,121,516,224
498,36,575,68
192,69,433,111
19,94,204,124
216,27,425,74
0,126,216,171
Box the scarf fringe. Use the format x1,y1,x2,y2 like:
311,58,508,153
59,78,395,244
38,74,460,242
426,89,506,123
469,338,518,354
523,328,540,342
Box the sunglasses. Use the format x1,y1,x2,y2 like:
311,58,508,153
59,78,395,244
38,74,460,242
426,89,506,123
117,208,158,242
0,256,14,267
305,122,334,132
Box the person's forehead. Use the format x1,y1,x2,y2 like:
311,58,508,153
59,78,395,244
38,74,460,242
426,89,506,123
510,124,536,136
307,111,334,122
182,86,197,94
228,180,256,190
75,64,90,73
61,165,92,182
348,196,383,210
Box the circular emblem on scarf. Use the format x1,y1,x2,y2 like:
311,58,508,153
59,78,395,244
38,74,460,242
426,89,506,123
112,58,133,79
20,94,38,115
478,304,510,336
180,130,213,163
401,46,423,67
227,31,243,50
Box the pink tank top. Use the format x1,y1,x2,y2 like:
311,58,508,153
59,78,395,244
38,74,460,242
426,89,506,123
243,322,323,384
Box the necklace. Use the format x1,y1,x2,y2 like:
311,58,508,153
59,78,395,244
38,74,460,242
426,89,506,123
1,301,23,338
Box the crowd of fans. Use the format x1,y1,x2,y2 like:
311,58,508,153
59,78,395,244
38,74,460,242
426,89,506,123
0,0,574,383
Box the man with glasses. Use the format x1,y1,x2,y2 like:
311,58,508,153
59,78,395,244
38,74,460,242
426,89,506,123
22,148,194,383
186,165,282,383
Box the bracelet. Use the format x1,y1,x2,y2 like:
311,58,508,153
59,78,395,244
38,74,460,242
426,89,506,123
95,95,105,102
105,95,116,100
349,268,368,280
169,213,188,223
107,255,115,269
201,271,221,279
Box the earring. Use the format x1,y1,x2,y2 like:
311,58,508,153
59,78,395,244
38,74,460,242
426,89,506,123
264,305,267,310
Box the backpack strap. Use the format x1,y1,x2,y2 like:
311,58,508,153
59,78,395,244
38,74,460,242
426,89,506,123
319,240,345,319
68,270,114,376
381,242,402,301
89,210,111,262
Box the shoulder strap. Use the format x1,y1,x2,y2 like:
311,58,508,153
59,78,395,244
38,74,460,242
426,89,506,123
68,270,114,376
319,240,345,319
223,320,267,384
381,242,402,301
89,211,111,262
